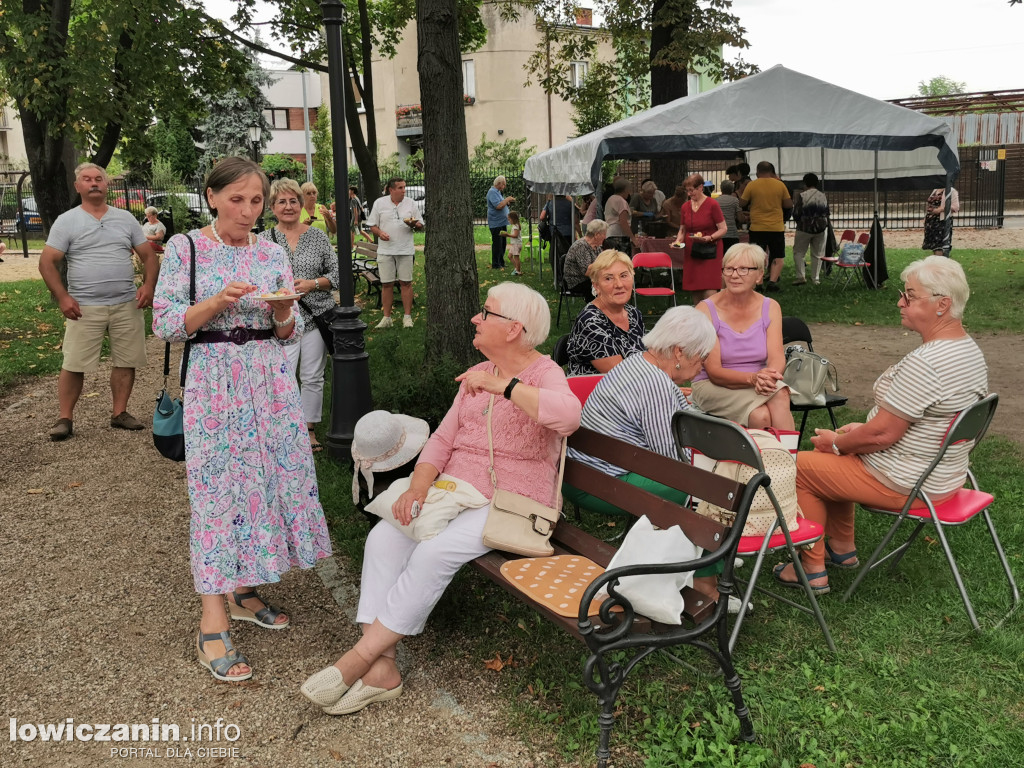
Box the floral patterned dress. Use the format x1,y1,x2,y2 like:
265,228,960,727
152,231,332,595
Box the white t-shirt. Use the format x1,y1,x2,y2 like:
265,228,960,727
366,195,421,256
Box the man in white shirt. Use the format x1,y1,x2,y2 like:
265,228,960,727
366,177,423,328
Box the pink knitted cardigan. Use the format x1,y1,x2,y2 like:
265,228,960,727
417,356,581,506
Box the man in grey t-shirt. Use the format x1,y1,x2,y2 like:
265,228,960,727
38,163,158,441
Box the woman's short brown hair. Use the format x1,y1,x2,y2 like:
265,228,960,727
205,157,269,217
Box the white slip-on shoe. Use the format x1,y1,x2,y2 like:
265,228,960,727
323,679,404,716
402,315,414,328
300,666,350,707
375,316,394,329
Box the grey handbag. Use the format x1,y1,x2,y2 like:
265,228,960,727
481,394,567,557
783,346,838,407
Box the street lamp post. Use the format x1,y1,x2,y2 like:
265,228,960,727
320,0,373,457
248,123,265,233
247,123,262,163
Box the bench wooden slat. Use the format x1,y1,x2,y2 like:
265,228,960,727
564,460,727,551
569,426,746,512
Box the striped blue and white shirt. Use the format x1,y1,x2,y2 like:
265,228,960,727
568,352,692,478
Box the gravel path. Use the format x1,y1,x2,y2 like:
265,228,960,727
0,335,555,767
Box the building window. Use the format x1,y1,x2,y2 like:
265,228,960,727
263,109,289,129
351,75,366,114
570,62,589,89
462,60,476,99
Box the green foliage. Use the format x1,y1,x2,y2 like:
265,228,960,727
470,134,537,170
917,75,968,97
199,48,274,172
261,154,306,182
524,0,757,132
149,118,201,182
311,104,334,201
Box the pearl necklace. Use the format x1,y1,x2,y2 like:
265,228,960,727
210,218,254,247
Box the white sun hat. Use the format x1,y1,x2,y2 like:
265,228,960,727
351,410,431,503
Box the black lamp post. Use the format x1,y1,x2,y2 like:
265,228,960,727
321,0,373,457
248,123,265,232
247,123,262,163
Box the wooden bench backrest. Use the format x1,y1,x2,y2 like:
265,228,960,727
354,241,378,259
564,427,747,552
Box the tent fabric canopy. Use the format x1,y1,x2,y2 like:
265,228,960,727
523,65,960,195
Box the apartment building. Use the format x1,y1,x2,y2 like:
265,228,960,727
262,69,323,165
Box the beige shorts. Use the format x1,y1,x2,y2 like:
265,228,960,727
376,253,414,283
62,300,147,373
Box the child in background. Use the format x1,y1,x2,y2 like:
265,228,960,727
502,211,523,275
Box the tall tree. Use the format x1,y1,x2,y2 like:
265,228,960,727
524,0,756,188
917,76,968,97
418,0,479,366
199,50,274,171
0,1,249,230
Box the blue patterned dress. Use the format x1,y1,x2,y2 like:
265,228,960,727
152,231,332,595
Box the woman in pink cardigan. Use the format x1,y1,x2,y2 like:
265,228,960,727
301,282,581,715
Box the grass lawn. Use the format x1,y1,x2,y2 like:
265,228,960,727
3,242,1023,766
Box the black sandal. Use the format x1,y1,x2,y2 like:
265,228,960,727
308,428,323,454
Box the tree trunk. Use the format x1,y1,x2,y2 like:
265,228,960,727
649,0,689,194
18,0,74,234
417,0,479,367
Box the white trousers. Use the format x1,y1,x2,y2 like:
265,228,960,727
793,230,827,281
284,324,328,424
356,503,491,636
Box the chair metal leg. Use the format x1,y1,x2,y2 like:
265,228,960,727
926,508,981,630
826,406,839,430
556,292,565,327
886,521,927,573
797,410,810,444
843,515,909,601
983,510,1022,625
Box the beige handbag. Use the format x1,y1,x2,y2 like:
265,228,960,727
695,428,801,538
482,394,567,557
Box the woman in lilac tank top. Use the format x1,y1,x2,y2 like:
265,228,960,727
690,243,794,429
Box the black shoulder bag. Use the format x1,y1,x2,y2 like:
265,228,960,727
153,235,195,462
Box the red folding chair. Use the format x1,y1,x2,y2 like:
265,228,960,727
842,393,1019,630
674,413,836,654
567,374,604,406
632,252,676,312
856,232,870,246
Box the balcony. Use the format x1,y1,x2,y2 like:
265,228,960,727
0,108,10,130
395,96,475,136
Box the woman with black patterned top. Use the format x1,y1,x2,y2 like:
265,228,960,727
259,178,340,452
566,249,646,377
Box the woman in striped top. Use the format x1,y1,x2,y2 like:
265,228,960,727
775,257,988,595
564,306,749,611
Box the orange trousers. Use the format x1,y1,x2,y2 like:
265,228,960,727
795,452,929,574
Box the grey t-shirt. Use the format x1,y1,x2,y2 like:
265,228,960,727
46,206,147,305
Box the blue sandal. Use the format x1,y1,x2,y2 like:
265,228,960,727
772,563,830,595
228,589,290,630
197,631,252,682
824,541,860,569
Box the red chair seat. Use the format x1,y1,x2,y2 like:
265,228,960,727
736,516,824,554
868,489,994,525
635,287,675,297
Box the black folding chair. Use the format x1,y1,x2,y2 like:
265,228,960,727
782,316,849,443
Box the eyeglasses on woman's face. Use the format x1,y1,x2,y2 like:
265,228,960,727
898,289,944,305
480,305,527,333
723,265,757,276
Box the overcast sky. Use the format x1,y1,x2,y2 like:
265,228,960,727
209,0,1023,100
727,0,1022,99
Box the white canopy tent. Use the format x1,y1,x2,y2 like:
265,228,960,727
523,65,960,196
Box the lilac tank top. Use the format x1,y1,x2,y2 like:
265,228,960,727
692,297,771,382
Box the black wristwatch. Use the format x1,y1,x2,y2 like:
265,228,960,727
503,377,520,400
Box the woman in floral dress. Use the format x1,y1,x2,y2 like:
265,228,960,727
153,157,332,683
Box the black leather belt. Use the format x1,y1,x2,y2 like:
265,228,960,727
193,328,274,345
